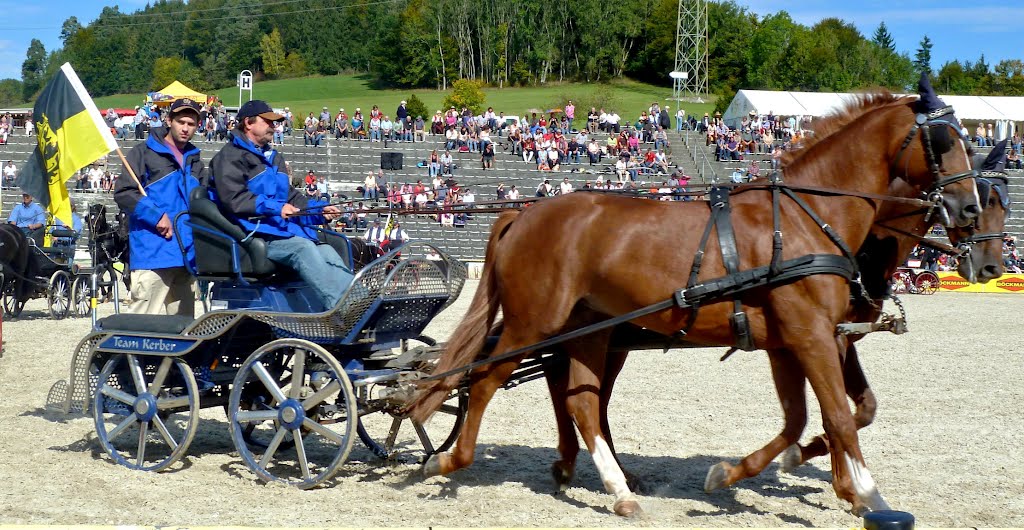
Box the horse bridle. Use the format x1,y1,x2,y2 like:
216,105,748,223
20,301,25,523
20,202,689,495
955,171,1010,254
891,105,978,226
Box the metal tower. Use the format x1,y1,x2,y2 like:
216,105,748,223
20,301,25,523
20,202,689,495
672,0,708,103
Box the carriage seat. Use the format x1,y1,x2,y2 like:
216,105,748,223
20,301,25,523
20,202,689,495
188,186,279,281
187,186,355,282
97,313,193,335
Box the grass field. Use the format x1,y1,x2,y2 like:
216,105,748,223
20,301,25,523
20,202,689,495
93,74,716,125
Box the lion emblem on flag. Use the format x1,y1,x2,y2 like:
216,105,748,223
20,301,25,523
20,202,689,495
35,114,61,186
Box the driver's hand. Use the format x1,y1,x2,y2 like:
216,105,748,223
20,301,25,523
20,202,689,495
281,203,300,219
322,205,341,221
156,213,174,239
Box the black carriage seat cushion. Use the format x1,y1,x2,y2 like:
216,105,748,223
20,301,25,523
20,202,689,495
317,230,353,270
98,313,194,334
188,186,277,278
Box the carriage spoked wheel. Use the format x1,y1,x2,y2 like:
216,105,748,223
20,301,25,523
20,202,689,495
47,270,71,320
2,281,25,318
70,276,93,317
914,271,940,294
356,386,467,463
228,338,357,489
890,271,912,294
92,354,200,472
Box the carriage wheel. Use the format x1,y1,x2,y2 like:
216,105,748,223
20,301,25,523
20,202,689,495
92,354,200,472
356,387,466,462
915,271,940,294
47,270,71,320
228,338,357,489
70,276,92,317
890,271,912,294
2,282,25,318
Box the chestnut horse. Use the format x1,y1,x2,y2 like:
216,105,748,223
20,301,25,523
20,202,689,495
409,92,981,516
773,145,1011,474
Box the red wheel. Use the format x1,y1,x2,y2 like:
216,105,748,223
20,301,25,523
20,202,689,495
891,271,912,294
915,271,940,294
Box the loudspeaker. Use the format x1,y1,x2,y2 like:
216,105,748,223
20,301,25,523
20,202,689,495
381,152,403,170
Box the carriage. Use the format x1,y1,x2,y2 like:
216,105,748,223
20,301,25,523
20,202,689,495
48,187,469,487
0,225,85,319
889,265,941,295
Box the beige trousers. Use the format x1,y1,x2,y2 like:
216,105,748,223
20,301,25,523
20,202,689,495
128,267,196,318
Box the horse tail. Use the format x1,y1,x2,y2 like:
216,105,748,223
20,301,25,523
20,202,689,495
409,210,519,423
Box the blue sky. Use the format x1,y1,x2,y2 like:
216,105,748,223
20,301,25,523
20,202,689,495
1,0,1021,84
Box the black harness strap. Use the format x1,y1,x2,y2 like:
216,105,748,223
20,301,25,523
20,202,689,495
708,187,755,351
422,253,856,383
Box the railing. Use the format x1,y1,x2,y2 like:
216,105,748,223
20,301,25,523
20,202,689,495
680,129,717,185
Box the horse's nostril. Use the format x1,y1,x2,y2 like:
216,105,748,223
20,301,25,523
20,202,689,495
962,203,981,218
981,264,1001,280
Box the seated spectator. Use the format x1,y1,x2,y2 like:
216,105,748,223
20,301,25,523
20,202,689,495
481,142,495,170
440,150,455,175
2,161,16,188
304,120,322,147
536,180,552,196
1007,149,1022,170
369,115,382,142
335,109,349,139
587,139,602,165
381,115,394,141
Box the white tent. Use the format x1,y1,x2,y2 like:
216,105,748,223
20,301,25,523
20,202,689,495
723,89,1024,140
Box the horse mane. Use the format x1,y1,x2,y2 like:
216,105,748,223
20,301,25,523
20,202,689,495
780,91,911,166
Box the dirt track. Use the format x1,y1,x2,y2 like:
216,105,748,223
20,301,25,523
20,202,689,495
0,285,1022,527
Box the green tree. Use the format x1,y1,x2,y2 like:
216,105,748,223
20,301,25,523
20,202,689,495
872,21,895,51
441,78,486,114
0,79,23,107
746,11,797,89
914,35,933,77
21,39,47,101
260,28,286,77
60,17,82,45
992,59,1024,96
405,94,429,121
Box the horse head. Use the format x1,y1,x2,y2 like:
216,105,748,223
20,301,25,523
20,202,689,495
947,142,1012,283
891,73,980,228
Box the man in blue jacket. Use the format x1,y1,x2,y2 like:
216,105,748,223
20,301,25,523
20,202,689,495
114,97,204,317
210,100,351,310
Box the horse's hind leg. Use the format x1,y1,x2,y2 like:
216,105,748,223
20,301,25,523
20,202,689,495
783,340,877,472
546,346,640,493
705,348,808,491
423,330,539,478
562,330,642,517
544,350,580,491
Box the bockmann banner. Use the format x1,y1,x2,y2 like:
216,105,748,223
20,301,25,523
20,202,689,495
17,62,117,227
937,272,1024,293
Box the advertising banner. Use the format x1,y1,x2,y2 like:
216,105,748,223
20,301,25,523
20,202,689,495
937,272,1024,293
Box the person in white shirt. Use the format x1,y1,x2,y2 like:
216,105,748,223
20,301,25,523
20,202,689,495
363,218,387,246
3,161,17,188
607,112,621,133
559,177,573,195
386,221,410,250
598,110,608,132
615,158,628,182
507,185,520,200
676,108,685,131
88,165,105,191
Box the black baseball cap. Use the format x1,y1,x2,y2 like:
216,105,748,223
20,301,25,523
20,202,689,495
237,100,284,121
169,98,201,117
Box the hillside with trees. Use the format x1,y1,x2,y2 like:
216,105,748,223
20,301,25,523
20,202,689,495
1,0,1021,107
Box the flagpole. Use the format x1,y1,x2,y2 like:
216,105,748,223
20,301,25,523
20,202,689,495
115,147,147,196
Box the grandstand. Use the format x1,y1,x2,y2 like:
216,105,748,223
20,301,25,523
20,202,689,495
1,127,1020,263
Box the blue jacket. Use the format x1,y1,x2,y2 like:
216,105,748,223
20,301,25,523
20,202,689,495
7,202,45,227
114,127,203,270
209,131,326,241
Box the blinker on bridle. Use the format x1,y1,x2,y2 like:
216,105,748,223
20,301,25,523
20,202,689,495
891,106,977,226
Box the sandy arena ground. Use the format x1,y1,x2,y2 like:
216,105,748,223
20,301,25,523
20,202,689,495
0,284,1022,527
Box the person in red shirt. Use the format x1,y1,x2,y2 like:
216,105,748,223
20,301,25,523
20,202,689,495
305,170,316,186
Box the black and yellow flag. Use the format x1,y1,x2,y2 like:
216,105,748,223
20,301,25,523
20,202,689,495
17,63,117,226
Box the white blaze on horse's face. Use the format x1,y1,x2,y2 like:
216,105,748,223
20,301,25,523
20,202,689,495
843,452,891,512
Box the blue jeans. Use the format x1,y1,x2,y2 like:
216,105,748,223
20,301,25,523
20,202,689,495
266,237,354,310
370,129,381,141
274,131,284,144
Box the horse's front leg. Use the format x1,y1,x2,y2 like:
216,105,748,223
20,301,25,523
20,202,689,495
795,327,890,514
782,339,877,472
705,348,808,491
